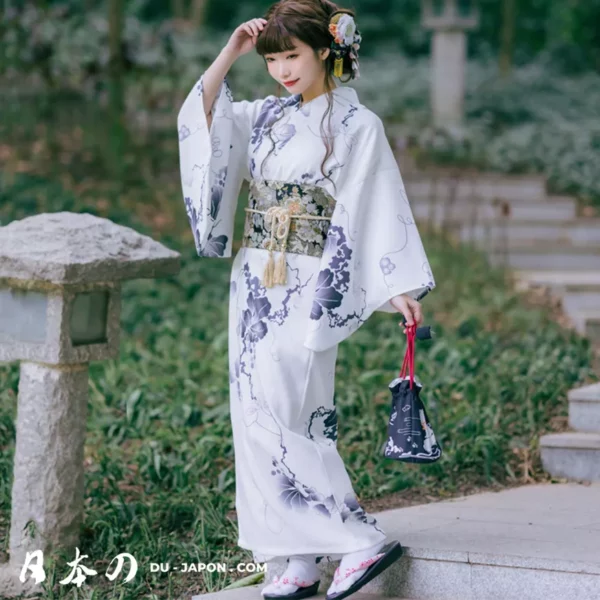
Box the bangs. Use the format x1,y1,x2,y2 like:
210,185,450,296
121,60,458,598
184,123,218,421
255,18,299,56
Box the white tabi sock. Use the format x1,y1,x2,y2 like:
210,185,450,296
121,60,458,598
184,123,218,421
261,555,320,597
326,540,387,596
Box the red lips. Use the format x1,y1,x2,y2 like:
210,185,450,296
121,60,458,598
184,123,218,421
283,79,299,86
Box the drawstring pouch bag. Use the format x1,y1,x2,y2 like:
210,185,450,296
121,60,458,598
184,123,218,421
383,324,442,463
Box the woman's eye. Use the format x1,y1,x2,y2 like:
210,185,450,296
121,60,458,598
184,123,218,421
265,55,295,62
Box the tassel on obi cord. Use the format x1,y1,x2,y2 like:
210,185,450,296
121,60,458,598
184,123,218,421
262,239,276,287
244,206,332,288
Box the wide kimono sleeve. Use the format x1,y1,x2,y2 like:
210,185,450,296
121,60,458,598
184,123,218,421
177,74,268,258
303,113,436,352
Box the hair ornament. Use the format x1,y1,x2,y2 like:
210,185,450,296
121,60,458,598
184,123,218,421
328,11,362,79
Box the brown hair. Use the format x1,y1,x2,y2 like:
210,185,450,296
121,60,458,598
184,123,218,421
254,0,358,192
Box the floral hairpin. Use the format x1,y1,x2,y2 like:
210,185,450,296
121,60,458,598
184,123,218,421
328,12,362,79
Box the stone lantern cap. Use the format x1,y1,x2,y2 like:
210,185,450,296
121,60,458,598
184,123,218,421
0,212,180,285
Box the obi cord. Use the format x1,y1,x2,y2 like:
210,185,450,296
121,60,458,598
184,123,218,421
242,179,337,288
244,206,332,287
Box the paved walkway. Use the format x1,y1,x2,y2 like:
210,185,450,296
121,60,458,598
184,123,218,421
193,482,600,600
375,481,600,567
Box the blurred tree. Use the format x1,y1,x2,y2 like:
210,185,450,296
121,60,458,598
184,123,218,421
108,0,127,179
170,0,209,26
545,0,600,72
172,0,185,18
190,0,209,26
499,0,516,76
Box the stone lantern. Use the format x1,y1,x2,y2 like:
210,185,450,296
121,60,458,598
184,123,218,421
0,212,180,597
422,0,480,128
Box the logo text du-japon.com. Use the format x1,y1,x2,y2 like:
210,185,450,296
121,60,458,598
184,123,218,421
19,547,268,587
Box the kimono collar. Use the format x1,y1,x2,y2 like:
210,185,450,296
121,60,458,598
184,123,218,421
289,86,359,112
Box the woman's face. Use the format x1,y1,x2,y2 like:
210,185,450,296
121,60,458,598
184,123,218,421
264,37,329,95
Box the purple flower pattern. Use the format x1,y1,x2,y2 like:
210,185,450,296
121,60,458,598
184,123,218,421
229,259,381,533
307,406,338,443
310,225,368,328
379,256,396,276
340,494,382,530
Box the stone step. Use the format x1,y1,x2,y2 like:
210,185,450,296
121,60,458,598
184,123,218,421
561,290,600,315
487,244,600,270
195,484,600,600
515,269,600,290
457,219,600,247
411,197,577,223
193,587,408,599
586,317,600,345
404,174,548,202
566,308,600,341
513,274,600,345
569,383,600,433
515,271,600,328
540,432,600,481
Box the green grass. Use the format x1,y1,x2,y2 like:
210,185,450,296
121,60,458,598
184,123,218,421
0,94,597,598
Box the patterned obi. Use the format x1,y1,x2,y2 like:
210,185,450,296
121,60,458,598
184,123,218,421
242,179,337,260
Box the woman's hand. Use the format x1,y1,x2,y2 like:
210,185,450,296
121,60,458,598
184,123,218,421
225,18,268,58
390,294,423,333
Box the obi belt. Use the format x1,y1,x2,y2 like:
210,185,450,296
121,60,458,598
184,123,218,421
242,179,337,288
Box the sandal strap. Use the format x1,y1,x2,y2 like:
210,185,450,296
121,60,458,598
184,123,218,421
333,552,385,584
272,574,319,588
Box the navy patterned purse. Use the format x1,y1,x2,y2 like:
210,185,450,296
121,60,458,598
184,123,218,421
383,301,442,463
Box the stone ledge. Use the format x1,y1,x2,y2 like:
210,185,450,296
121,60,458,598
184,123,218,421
567,309,600,336
541,436,600,482
193,586,401,599
515,270,600,290
403,545,600,575
540,432,600,450
411,198,576,223
404,173,548,203
191,543,600,600
569,383,600,403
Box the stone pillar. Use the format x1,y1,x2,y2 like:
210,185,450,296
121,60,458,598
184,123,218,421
431,30,467,128
9,363,89,566
422,0,479,128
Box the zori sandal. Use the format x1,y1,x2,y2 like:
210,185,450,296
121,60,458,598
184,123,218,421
325,540,403,600
262,575,320,599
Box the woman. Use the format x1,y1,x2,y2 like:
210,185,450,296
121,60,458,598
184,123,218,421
177,1,436,598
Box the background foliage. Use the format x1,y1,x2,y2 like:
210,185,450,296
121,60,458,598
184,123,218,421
1,0,599,597
2,0,599,204
4,0,599,69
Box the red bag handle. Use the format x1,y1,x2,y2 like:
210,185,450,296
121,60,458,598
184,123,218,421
399,324,416,389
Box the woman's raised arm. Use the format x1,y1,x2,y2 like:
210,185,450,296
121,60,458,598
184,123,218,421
202,18,267,130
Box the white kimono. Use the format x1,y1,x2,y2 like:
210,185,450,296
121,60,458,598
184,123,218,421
177,74,435,564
